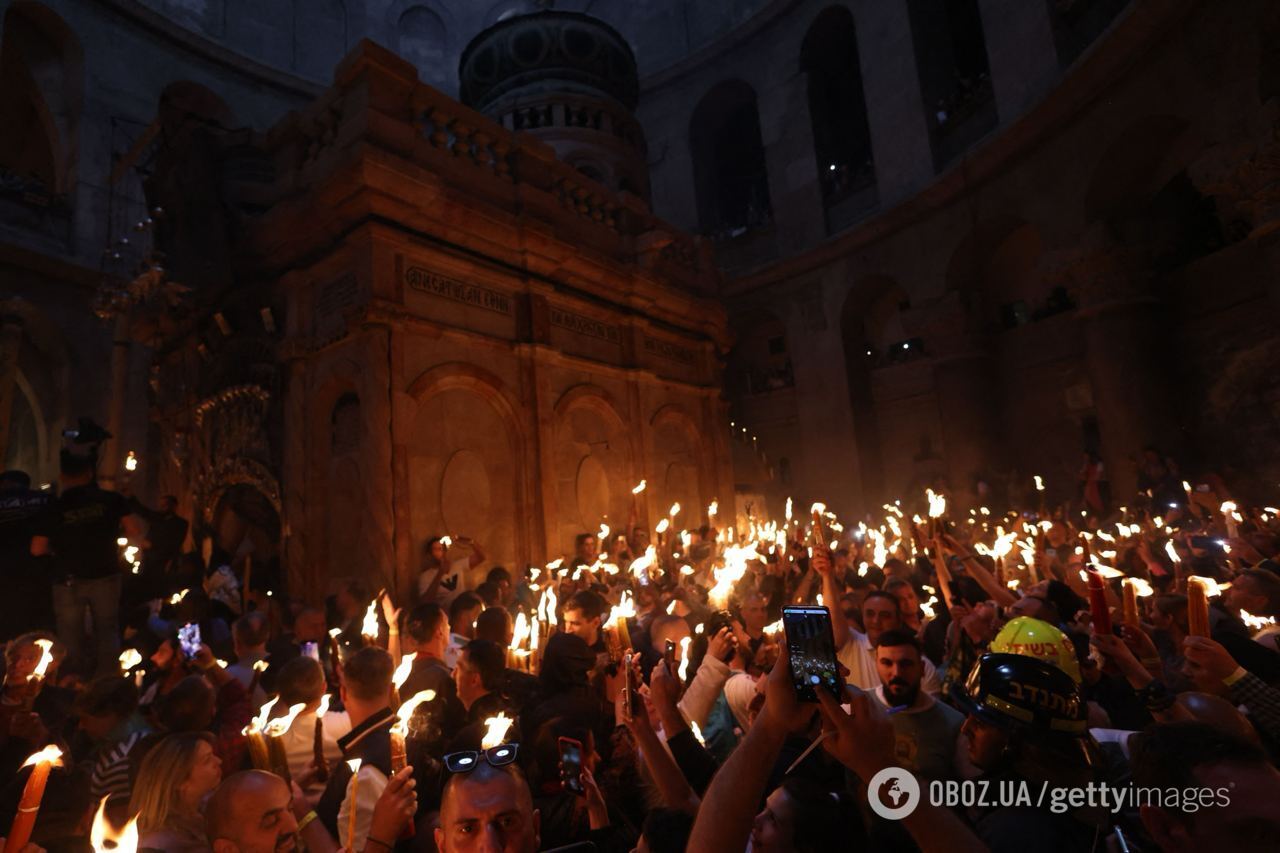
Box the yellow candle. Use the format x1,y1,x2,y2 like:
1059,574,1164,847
346,758,362,848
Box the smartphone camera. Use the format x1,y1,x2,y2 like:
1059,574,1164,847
558,736,584,795
781,605,842,703
178,623,202,660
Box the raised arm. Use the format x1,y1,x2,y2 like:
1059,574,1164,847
687,656,814,853
811,551,850,646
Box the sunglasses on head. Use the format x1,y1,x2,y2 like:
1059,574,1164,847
444,743,519,773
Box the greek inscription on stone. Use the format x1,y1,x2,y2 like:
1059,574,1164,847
550,308,621,344
643,336,696,366
405,266,511,316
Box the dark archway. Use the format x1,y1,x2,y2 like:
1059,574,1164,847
907,0,995,170
801,6,876,233
0,2,83,197
689,79,772,237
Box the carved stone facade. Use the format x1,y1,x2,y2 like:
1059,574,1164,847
188,42,732,598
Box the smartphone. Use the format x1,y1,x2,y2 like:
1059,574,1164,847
178,623,202,659
622,652,635,722
663,640,676,672
781,605,842,703
302,641,320,662
558,736,584,795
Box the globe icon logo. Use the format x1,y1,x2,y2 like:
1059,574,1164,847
867,767,921,820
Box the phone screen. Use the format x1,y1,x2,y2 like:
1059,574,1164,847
559,737,584,795
663,640,676,672
178,623,202,659
302,641,320,662
782,605,841,703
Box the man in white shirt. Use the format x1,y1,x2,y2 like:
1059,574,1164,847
417,536,487,606
273,656,351,795
840,590,941,694
814,550,942,694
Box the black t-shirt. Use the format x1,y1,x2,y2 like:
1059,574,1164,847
37,485,130,580
0,487,48,563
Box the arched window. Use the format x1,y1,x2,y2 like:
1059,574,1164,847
398,5,448,89
801,7,876,233
0,3,83,198
689,80,772,237
907,0,995,170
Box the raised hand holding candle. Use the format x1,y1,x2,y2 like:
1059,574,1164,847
1186,577,1212,637
313,694,331,781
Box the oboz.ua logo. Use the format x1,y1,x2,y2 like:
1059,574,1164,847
867,767,921,820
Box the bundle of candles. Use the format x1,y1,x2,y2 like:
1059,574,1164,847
242,697,307,784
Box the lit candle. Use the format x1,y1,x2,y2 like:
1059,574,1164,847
391,690,436,773
90,795,139,853
481,713,515,750
1122,579,1141,630
1086,567,1112,636
346,758,362,849
313,694,331,781
5,745,63,852
1221,501,1240,540
1186,577,1212,637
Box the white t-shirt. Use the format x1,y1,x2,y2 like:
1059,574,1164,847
838,628,942,695
279,709,351,796
417,556,472,604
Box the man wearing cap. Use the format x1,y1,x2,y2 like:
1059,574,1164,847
953,651,1110,850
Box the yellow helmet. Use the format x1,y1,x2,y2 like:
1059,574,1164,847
989,616,1081,683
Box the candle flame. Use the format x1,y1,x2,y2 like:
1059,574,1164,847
362,599,379,639
537,586,558,627
689,721,706,745
393,652,417,690
1165,541,1181,564
1241,610,1277,631
1124,577,1155,597
21,744,63,769
168,589,189,606
1220,501,1237,514
678,636,691,681
244,697,279,735
481,712,515,750
317,694,332,717
253,660,269,673
632,480,647,495
785,498,793,521
263,703,308,737
91,796,140,853
708,500,718,516
391,689,437,736
511,612,531,650
666,600,677,615
669,502,681,518
347,758,362,774
605,590,637,629
30,638,53,681
926,489,946,519
329,627,342,638
1034,475,1045,492
124,451,138,472
655,518,670,534
598,523,610,541
1188,575,1230,597
119,648,142,670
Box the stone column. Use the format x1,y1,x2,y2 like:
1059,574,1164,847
0,314,23,467
100,311,132,488
976,0,1059,122
932,345,1000,506
1072,245,1178,501
851,0,935,204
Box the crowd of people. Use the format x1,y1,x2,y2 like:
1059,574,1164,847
2,440,1280,853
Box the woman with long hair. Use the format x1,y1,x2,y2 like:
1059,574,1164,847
129,731,222,852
